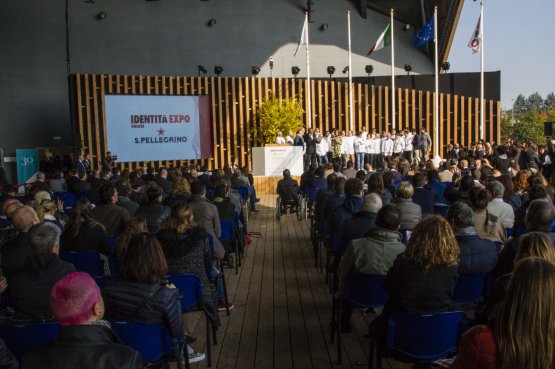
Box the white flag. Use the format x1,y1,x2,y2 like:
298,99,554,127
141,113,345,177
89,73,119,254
294,17,308,57
468,15,481,54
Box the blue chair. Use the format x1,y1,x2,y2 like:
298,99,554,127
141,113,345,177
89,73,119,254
52,192,76,210
220,219,238,275
332,273,387,364
433,204,449,217
453,273,487,306
168,274,216,367
370,311,468,369
109,321,185,369
0,322,60,361
505,228,512,238
60,250,104,277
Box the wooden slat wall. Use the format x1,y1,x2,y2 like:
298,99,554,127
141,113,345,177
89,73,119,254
73,74,501,171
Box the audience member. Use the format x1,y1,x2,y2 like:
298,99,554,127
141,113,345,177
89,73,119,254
49,171,67,193
156,203,221,325
188,182,224,259
62,198,110,255
135,186,170,234
486,181,515,229
1,206,40,278
91,184,130,237
330,178,364,245
339,193,382,247
446,202,498,274
412,173,439,215
20,272,143,369
453,258,555,369
468,187,506,243
337,204,404,331
114,217,147,259
276,169,300,213
163,176,191,208
8,222,75,320
370,216,459,344
104,232,205,363
155,167,172,194
367,173,392,205
115,180,138,217
393,182,422,231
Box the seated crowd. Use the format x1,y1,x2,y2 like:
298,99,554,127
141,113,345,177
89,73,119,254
0,162,260,367
279,136,555,368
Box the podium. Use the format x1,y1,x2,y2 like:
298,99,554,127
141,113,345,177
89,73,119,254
252,145,304,176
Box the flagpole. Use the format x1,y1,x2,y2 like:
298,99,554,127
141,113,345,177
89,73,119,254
433,6,439,158
305,12,312,129
479,1,484,140
348,11,354,132
390,9,396,130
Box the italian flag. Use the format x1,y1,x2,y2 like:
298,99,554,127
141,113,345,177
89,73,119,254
367,24,391,57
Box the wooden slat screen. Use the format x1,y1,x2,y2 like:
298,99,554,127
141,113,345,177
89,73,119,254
73,74,501,171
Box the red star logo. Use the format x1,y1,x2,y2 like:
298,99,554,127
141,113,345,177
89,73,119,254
157,128,165,136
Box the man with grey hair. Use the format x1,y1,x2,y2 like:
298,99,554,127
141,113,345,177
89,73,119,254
7,222,75,320
486,181,514,228
495,199,555,277
28,171,50,197
339,193,383,247
446,201,498,274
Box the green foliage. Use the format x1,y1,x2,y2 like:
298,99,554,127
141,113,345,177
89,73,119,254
503,92,555,144
254,92,304,146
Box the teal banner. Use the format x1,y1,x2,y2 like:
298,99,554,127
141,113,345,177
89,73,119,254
16,149,39,185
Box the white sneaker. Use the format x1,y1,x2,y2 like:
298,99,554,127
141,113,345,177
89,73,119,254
188,351,206,363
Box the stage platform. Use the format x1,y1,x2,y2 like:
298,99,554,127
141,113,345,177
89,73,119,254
184,195,412,369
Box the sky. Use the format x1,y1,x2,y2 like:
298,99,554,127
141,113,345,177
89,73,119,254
448,0,555,109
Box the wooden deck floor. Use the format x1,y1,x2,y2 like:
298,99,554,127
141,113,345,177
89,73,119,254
187,195,409,369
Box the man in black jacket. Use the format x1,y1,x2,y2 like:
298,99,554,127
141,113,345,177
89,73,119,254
20,272,143,369
135,186,170,234
303,127,317,171
8,222,75,320
1,206,40,278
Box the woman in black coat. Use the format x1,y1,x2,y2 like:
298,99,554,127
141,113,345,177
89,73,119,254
62,198,110,255
371,215,459,343
156,202,220,328
104,233,205,363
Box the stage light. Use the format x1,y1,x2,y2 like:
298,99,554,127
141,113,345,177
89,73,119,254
198,65,207,76
404,63,413,75
442,61,451,71
252,66,261,76
342,66,349,74
291,66,300,77
214,66,224,76
320,23,329,31
365,65,373,76
96,11,107,20
327,66,335,78
269,57,274,69
403,24,410,31
207,18,217,27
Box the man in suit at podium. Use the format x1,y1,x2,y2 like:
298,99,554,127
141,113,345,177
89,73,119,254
303,128,317,172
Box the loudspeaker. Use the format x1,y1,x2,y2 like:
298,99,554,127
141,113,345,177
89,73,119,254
545,122,554,137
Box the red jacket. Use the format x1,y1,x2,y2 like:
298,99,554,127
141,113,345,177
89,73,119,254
452,325,498,369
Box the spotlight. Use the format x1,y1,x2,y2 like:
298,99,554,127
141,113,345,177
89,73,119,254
207,18,217,27
365,65,373,76
291,66,300,77
269,57,274,69
214,66,224,76
403,24,411,31
251,66,261,76
96,11,107,20
327,66,335,78
442,61,451,71
404,63,413,75
342,66,349,74
320,23,329,31
198,65,207,76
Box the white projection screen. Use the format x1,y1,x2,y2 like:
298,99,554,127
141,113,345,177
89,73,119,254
104,95,213,162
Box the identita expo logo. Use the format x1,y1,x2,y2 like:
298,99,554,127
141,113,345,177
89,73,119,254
130,114,190,144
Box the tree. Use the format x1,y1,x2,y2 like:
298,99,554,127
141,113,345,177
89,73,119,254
253,92,304,146
503,92,555,143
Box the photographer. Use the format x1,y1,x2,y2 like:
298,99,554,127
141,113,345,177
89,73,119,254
102,151,117,170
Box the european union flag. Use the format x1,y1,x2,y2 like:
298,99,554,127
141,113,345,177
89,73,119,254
411,16,434,48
